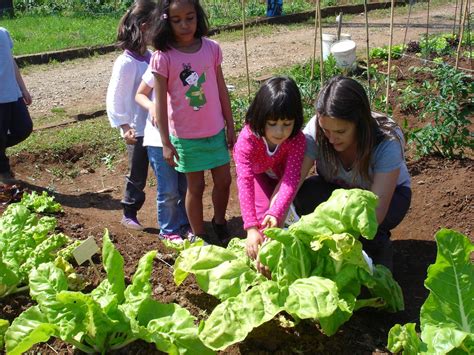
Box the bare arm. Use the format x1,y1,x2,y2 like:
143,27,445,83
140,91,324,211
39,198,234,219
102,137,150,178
298,155,316,190
135,80,154,119
14,61,32,105
371,168,400,224
154,74,178,166
216,65,235,148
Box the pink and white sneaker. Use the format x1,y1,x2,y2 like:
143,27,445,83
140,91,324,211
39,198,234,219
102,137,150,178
159,233,184,244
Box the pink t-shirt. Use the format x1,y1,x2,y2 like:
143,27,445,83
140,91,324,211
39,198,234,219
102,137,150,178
233,125,306,229
150,37,225,139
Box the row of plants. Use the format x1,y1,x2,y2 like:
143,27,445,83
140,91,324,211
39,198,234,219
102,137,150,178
2,189,471,354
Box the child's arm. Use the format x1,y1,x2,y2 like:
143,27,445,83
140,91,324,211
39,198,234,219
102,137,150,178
13,61,32,105
216,65,235,148
154,73,178,167
135,80,155,122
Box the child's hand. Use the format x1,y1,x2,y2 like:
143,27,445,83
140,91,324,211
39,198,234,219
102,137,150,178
122,125,137,145
226,125,236,149
246,227,264,260
22,89,32,105
149,106,157,123
163,143,179,167
261,215,278,229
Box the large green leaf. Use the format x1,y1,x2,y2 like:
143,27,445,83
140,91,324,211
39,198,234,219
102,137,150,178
174,245,263,301
5,306,58,355
101,230,125,303
136,299,214,355
0,318,9,349
199,281,286,350
420,229,473,353
289,188,378,241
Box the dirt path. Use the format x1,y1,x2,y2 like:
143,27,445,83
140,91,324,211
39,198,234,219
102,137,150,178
22,2,457,118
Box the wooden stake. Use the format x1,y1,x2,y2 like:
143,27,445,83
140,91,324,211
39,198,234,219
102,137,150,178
424,0,431,61
453,0,459,36
318,0,324,87
310,2,318,80
455,0,470,69
242,0,251,98
385,0,395,114
363,0,371,100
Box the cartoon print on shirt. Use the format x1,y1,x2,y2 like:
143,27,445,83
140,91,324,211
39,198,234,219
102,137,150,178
179,63,207,111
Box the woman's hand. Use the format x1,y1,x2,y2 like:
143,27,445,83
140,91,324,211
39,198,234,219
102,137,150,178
162,143,178,167
246,227,264,260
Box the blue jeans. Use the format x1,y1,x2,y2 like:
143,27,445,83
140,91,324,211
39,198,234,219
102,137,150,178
147,146,189,235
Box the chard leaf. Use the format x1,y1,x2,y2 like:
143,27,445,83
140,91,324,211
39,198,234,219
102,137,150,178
260,229,313,285
420,229,473,353
19,233,69,279
285,276,339,319
124,250,157,311
0,253,20,297
5,306,58,355
101,230,125,303
0,318,9,349
174,245,263,301
387,323,425,354
289,189,378,241
199,281,286,350
318,292,357,336
137,299,213,354
361,264,404,312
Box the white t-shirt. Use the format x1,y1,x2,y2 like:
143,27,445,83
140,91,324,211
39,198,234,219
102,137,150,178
0,27,22,104
141,67,162,147
106,50,151,137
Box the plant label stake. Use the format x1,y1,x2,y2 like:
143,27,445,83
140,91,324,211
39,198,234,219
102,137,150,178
72,236,100,277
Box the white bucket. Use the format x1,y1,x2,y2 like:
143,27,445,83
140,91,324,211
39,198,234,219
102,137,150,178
330,39,357,70
322,33,352,60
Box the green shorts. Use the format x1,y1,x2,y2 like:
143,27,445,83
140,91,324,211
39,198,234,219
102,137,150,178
170,129,230,173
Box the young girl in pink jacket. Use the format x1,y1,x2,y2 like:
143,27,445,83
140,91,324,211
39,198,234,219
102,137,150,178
233,76,306,262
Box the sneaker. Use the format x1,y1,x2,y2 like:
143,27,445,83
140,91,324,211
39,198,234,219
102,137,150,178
159,233,184,244
121,216,144,231
0,171,17,186
211,218,230,242
198,233,222,246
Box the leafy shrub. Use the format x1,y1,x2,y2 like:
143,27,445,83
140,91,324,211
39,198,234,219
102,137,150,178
402,64,473,158
387,229,473,355
369,44,405,60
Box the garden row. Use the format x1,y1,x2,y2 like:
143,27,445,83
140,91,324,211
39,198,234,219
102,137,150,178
0,188,472,354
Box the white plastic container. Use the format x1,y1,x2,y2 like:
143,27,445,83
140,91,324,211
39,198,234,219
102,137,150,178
330,39,357,70
322,33,352,60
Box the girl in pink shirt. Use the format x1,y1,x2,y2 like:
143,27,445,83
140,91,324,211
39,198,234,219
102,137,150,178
233,76,306,262
148,0,235,246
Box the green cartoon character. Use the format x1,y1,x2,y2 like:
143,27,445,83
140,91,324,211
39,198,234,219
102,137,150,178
180,63,206,111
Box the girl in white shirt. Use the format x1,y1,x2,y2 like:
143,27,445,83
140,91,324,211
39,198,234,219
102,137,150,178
106,0,155,231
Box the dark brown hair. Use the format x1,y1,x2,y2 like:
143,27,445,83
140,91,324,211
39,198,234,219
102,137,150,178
315,76,400,182
116,0,156,54
149,0,209,51
245,76,304,138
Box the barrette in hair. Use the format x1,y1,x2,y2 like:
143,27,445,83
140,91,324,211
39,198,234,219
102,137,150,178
160,13,168,20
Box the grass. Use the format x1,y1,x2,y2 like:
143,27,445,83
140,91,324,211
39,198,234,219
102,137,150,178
8,117,125,167
2,14,119,55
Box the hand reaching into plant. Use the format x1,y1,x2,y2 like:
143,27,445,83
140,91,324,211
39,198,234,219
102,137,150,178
246,227,264,260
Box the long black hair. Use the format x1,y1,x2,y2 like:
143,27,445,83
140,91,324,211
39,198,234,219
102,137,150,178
149,0,209,51
245,76,304,139
315,75,400,182
116,0,156,54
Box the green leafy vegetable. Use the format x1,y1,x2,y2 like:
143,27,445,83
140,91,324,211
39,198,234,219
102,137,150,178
387,229,474,354
174,189,403,350
5,230,214,355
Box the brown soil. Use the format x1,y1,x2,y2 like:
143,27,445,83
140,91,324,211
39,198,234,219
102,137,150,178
1,2,473,354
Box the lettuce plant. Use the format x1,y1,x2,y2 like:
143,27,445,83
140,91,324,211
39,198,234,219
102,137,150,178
0,202,67,298
4,230,213,355
387,229,473,354
174,189,404,350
